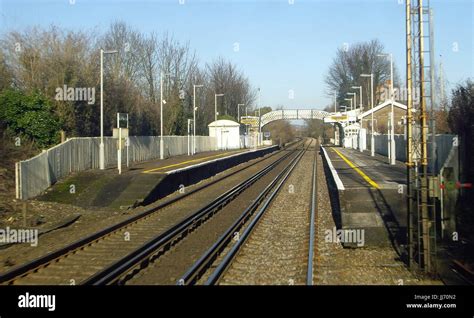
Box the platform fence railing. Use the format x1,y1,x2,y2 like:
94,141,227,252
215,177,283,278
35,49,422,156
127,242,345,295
15,136,217,200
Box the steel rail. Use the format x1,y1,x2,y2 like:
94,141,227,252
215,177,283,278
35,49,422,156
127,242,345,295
306,140,318,285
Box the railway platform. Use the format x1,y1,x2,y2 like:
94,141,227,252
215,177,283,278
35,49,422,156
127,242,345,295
38,146,278,210
321,146,407,249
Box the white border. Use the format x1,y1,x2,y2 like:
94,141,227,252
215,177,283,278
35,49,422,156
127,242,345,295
321,146,345,190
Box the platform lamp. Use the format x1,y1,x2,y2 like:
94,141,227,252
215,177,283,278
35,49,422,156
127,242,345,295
99,48,118,170
215,93,224,122
360,73,374,156
346,92,356,111
351,86,363,111
193,84,204,155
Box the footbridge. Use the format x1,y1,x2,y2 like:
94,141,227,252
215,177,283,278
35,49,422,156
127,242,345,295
260,109,330,127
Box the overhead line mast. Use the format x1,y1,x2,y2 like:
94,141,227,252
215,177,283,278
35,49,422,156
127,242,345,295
406,0,437,274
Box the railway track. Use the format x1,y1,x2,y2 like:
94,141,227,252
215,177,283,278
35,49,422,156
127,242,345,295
99,140,310,285
449,239,474,285
177,138,319,285
0,140,305,285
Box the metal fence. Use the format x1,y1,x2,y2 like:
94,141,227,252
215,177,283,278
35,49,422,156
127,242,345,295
15,136,217,200
363,133,456,174
438,136,459,239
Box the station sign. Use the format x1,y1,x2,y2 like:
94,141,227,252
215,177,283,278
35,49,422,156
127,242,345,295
113,128,129,138
117,113,128,128
114,112,129,175
324,114,357,123
240,116,259,128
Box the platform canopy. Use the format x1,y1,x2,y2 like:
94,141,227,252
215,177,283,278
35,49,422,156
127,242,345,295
357,100,407,120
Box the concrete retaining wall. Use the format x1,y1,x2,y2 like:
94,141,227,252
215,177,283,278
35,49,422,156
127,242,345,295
142,146,280,205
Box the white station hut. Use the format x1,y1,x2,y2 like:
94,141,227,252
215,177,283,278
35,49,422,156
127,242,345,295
208,119,241,150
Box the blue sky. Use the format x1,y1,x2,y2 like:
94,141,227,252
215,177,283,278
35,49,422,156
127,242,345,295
0,0,472,110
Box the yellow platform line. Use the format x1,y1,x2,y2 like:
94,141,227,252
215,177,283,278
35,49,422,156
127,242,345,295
332,148,380,189
143,150,240,173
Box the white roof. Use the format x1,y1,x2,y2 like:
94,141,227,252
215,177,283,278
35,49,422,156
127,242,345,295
358,100,407,120
208,119,240,127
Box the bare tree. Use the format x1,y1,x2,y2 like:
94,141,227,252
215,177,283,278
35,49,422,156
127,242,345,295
101,21,143,82
1,26,100,135
325,39,400,111
156,33,198,135
134,33,159,103
0,50,12,91
205,57,256,121
0,23,257,138
101,26,199,135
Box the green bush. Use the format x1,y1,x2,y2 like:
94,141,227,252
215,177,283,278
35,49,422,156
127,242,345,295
0,89,60,148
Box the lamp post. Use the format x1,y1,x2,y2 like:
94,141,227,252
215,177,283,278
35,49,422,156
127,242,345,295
378,53,395,165
352,86,363,111
351,87,363,152
99,48,118,170
352,86,363,152
237,103,245,123
334,91,337,144
193,84,204,155
187,118,191,156
257,88,261,146
160,71,171,160
340,105,348,147
347,92,356,111
344,98,353,112
361,73,374,156
214,93,224,122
